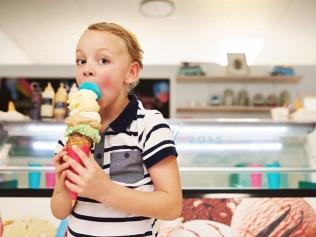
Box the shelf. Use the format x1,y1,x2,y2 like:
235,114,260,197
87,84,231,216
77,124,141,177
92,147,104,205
177,75,302,83
177,106,275,113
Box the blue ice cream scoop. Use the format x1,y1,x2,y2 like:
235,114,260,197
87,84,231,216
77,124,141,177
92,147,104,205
79,82,102,99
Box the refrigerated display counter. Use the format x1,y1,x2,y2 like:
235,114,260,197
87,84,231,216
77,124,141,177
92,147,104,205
1,119,316,191
1,120,316,236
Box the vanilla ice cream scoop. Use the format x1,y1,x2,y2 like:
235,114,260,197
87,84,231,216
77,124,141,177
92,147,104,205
68,89,100,113
162,220,231,237
231,198,316,237
3,217,56,237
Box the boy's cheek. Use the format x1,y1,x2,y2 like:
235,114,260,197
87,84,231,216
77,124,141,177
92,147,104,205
75,75,85,85
98,76,112,90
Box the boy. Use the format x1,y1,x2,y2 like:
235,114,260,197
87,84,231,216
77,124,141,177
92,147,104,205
50,22,182,236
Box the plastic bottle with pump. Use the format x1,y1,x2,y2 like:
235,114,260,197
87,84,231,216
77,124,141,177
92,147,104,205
41,82,55,118
54,83,68,120
30,82,42,120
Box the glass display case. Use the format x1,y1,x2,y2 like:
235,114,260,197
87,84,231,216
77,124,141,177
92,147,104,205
1,120,316,236
0,122,65,189
169,119,316,191
0,119,316,191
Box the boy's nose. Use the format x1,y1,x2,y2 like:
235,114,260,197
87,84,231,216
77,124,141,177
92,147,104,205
83,71,94,76
83,65,95,77
82,62,95,77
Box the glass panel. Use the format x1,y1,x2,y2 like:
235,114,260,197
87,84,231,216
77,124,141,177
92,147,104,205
1,120,316,190
0,122,62,189
169,119,316,189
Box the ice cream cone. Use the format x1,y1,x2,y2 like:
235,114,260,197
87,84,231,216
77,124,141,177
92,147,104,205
66,133,92,200
67,132,93,149
64,82,102,200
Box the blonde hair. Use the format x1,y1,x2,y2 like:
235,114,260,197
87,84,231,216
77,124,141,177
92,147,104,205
87,22,143,92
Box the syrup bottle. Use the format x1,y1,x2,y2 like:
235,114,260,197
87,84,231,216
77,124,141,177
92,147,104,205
54,83,68,120
41,82,55,118
30,82,42,120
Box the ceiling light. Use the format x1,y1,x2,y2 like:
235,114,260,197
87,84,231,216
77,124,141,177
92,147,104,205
139,0,175,18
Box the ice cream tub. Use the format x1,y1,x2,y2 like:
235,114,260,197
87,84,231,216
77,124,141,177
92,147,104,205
28,162,42,189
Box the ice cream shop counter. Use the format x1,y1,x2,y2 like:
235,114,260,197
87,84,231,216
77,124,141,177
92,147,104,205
1,120,316,236
1,119,316,190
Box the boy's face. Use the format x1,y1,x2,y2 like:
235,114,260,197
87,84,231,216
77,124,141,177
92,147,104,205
75,30,134,109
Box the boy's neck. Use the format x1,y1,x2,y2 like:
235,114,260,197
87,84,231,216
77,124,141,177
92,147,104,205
99,96,130,132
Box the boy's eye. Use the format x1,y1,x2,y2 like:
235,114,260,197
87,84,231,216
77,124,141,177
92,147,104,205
76,59,86,65
98,58,109,64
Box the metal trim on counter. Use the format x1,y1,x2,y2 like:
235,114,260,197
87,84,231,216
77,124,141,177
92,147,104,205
1,166,316,173
2,119,316,135
0,189,53,197
182,189,316,198
0,166,54,172
179,167,316,173
1,189,316,198
1,121,65,136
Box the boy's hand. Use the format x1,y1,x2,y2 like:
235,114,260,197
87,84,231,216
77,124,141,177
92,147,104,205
53,149,70,192
64,146,111,201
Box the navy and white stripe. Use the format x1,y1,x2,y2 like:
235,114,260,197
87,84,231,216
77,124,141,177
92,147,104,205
55,95,177,237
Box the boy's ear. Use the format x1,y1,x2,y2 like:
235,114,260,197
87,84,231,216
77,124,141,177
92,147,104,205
125,61,141,85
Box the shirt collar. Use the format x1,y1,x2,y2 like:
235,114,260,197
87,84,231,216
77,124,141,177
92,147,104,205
109,94,138,132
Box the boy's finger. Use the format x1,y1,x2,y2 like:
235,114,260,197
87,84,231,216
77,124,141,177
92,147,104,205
65,179,82,194
55,162,70,174
71,145,93,169
53,151,67,163
60,170,67,180
65,155,86,175
66,170,84,187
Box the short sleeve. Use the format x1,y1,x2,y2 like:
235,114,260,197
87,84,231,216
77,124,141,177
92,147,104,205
54,137,68,155
141,111,178,169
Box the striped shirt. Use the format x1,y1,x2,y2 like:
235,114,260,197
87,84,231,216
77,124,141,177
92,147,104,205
55,95,178,237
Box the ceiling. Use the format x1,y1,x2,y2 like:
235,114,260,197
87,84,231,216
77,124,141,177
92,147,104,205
0,0,316,66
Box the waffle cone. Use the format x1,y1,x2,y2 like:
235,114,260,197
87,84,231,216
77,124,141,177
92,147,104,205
67,132,93,148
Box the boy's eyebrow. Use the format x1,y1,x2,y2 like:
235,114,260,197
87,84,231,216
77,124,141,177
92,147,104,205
75,48,113,54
